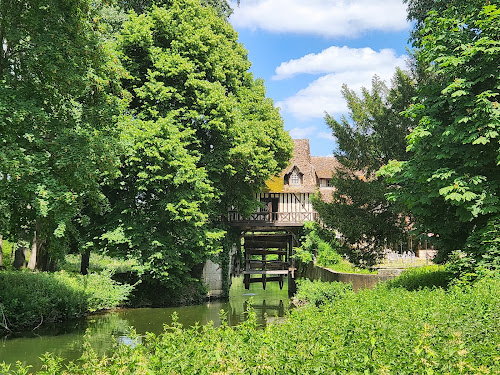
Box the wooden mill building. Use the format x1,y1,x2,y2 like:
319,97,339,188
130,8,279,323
225,139,338,292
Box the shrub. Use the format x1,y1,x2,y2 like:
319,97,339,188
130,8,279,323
294,279,354,307
297,222,374,274
0,271,133,332
6,277,499,374
385,265,452,290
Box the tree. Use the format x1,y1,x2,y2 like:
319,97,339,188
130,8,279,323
381,4,500,265
0,0,124,269
314,69,417,266
92,0,292,286
118,0,234,19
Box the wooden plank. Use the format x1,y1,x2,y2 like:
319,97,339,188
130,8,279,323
244,235,289,242
244,249,287,256
243,270,290,275
248,276,283,283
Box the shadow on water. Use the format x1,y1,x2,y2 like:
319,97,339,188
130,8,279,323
0,276,291,371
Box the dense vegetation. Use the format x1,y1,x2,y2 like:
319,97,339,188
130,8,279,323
295,222,374,274
314,70,417,267
0,271,132,332
381,1,500,268
2,274,498,374
0,0,291,303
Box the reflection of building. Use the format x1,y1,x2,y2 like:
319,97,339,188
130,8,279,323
228,139,338,230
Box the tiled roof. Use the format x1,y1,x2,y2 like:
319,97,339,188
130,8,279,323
311,156,339,179
265,139,339,195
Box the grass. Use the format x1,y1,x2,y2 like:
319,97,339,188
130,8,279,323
61,253,139,274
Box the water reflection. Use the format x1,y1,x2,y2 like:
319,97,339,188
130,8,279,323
0,276,291,371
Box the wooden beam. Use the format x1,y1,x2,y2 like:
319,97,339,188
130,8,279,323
243,270,290,275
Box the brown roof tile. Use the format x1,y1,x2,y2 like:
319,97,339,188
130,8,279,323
311,156,339,179
266,139,339,194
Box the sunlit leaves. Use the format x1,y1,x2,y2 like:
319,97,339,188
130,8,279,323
385,2,500,262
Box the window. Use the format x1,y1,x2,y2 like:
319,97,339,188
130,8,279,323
290,171,300,185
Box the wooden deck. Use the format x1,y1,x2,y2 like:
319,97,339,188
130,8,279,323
227,211,319,228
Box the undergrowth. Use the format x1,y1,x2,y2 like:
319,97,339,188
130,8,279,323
2,276,499,374
0,271,133,332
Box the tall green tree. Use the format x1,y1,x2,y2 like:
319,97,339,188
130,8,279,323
118,0,234,19
381,4,500,266
314,69,417,266
92,0,292,285
0,0,124,269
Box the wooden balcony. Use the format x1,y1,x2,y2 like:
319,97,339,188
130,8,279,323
227,211,319,228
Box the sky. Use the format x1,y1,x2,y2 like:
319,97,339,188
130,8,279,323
229,0,413,156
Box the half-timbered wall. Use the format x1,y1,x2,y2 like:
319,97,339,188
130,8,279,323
258,193,314,213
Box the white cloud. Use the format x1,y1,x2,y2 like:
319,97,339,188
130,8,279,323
318,131,335,141
288,126,317,139
274,46,406,80
275,46,407,119
230,0,408,38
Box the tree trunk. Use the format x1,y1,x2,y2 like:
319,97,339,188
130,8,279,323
10,241,15,264
80,249,90,275
13,243,27,269
0,235,3,268
27,231,37,270
36,244,55,272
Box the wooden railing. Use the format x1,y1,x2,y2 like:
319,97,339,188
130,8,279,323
227,211,319,224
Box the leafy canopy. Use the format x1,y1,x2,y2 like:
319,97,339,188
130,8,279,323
314,70,416,266
381,3,500,265
0,0,124,267
93,0,292,284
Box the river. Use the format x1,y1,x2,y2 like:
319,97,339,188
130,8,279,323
0,276,291,371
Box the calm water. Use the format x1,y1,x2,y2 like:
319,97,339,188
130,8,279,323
0,276,291,371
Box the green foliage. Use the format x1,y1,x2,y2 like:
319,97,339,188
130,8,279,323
0,0,125,268
294,279,354,307
1,239,12,268
386,265,452,290
0,271,132,332
381,3,500,266
297,221,374,274
61,254,139,275
90,0,292,288
10,277,500,374
315,70,417,267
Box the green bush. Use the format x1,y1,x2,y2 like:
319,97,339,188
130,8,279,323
385,265,452,290
1,239,13,268
294,279,354,307
61,254,140,275
0,271,133,332
297,221,374,274
7,277,499,374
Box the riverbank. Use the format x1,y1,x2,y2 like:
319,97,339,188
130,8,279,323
0,271,132,333
3,271,499,374
0,276,290,371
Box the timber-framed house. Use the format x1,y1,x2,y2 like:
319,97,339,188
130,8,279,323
227,139,338,230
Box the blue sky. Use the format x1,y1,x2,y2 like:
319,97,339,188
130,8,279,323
229,0,412,156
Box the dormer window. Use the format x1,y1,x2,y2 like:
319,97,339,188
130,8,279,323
290,171,300,185
285,166,303,186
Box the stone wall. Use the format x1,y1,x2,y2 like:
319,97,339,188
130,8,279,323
202,244,238,298
297,262,398,291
